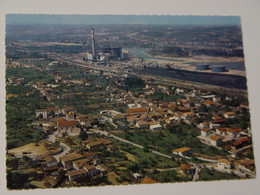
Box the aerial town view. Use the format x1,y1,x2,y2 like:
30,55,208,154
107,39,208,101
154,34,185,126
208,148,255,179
5,14,255,189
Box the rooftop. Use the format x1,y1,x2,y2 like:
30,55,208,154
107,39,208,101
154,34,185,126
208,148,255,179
173,147,191,153
68,169,86,177
60,153,83,162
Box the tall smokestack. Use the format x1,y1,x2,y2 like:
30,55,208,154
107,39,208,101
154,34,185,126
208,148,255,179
91,28,96,58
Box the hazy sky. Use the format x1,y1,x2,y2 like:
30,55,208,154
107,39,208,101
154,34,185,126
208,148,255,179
6,14,240,26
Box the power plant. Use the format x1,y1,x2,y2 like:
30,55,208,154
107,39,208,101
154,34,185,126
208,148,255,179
91,28,96,61
84,28,129,63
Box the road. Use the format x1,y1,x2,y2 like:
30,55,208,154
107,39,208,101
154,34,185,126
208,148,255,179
204,163,253,178
192,166,201,182
46,133,71,161
90,129,172,159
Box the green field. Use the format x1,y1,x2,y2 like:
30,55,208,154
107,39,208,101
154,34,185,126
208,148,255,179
114,124,229,157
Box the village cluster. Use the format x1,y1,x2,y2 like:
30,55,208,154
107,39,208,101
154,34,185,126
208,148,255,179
6,60,255,188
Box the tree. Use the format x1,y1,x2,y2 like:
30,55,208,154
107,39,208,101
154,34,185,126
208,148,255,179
7,171,29,189
6,158,19,169
79,130,88,141
38,114,43,119
62,132,68,137
65,137,73,144
21,156,33,167
91,118,99,126
48,110,55,117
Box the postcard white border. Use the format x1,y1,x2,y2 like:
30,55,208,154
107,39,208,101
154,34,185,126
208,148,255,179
1,0,260,195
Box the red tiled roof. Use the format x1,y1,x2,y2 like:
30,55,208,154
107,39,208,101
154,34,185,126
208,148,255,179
217,128,228,131
173,147,191,153
218,159,231,165
127,108,148,113
178,107,190,111
239,137,248,143
210,136,222,141
205,100,214,105
201,128,210,132
232,141,242,146
211,119,227,124
228,128,242,133
180,164,191,170
225,112,236,115
58,119,77,127
84,165,96,171
68,169,86,177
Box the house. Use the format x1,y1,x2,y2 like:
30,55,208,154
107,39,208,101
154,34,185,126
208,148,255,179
67,169,87,182
86,141,103,150
78,118,91,128
209,136,222,147
84,165,99,176
231,137,249,150
227,128,242,138
165,117,175,124
218,159,232,170
197,122,208,129
150,124,162,131
96,165,107,175
127,108,148,115
112,114,126,123
209,122,221,129
212,115,221,120
100,138,113,146
138,102,149,108
180,164,194,174
83,152,95,161
216,128,228,136
133,173,142,179
182,112,195,120
173,147,191,157
66,111,76,121
126,116,137,126
61,107,77,115
204,100,215,107
57,119,80,134
47,107,60,115
177,107,190,112
73,158,92,170
200,128,211,137
173,113,182,122
60,153,84,168
224,112,236,119
36,109,48,118
136,120,150,128
40,155,58,167
43,165,59,173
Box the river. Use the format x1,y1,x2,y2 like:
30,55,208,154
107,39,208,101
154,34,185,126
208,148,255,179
127,48,245,70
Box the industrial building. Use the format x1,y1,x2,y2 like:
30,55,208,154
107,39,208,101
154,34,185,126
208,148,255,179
211,65,227,72
85,28,129,63
195,64,210,70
